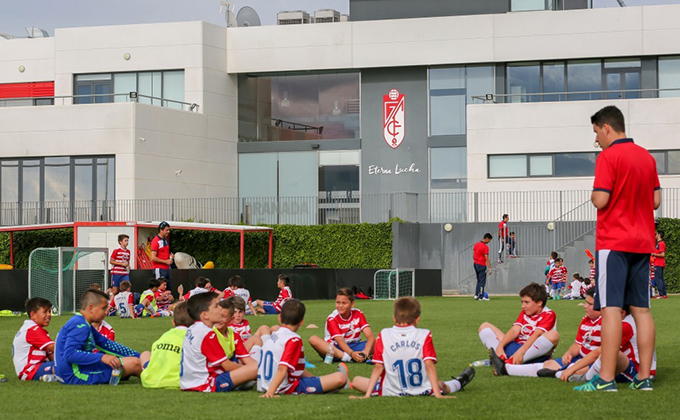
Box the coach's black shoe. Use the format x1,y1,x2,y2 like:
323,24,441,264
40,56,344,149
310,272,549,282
489,349,507,376
453,367,475,390
537,368,558,378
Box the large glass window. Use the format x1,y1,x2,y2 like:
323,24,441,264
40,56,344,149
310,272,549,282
430,147,467,190
489,155,527,178
542,62,566,101
511,0,549,11
529,155,553,176
567,60,602,100
429,65,494,135
659,56,680,98
668,151,680,174
319,151,360,193
22,160,41,203
650,151,666,175
76,70,185,108
1,160,19,202
44,157,70,202
507,63,540,103
238,72,360,142
555,153,597,176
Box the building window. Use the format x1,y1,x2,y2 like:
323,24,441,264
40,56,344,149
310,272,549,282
511,0,549,11
489,152,599,178
650,150,680,175
430,147,467,190
0,156,115,225
507,63,540,103
567,60,602,100
669,151,680,174
319,151,360,194
75,71,185,108
238,72,360,142
429,65,494,135
659,56,680,98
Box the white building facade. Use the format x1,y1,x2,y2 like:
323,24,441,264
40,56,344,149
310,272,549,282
1,2,680,225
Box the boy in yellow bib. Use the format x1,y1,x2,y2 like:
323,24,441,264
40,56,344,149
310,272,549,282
139,302,193,388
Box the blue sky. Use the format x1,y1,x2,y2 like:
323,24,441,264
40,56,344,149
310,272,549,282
1,0,678,37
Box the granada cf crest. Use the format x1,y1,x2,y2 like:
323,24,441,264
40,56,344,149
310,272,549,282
383,88,405,149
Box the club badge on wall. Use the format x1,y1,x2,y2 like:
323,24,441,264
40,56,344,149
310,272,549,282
383,88,405,149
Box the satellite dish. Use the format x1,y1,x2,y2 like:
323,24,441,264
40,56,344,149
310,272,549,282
237,6,262,27
220,1,238,27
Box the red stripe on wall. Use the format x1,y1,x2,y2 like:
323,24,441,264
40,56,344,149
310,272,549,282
0,82,54,99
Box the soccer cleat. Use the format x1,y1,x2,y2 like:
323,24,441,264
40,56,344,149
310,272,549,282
235,380,256,391
338,362,351,389
537,368,558,378
629,377,653,391
573,375,617,392
453,367,475,391
481,297,490,301
489,349,507,376
568,373,587,383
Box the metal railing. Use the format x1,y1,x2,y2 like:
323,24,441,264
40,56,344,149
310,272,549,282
472,88,680,103
0,189,677,227
0,92,199,112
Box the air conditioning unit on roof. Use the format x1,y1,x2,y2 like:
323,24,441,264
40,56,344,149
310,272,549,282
277,10,311,25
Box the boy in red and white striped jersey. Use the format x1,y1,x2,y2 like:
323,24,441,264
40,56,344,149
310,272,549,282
257,299,348,397
109,234,131,298
309,288,376,363
12,298,56,381
254,274,292,315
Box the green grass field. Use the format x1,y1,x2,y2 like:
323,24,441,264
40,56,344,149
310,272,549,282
1,296,677,419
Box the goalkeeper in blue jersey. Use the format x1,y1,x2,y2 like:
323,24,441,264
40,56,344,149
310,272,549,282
55,289,146,385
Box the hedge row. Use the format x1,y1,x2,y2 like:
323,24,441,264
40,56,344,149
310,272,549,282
0,223,393,270
657,218,679,293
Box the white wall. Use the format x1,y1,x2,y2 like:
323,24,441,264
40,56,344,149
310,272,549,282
0,38,54,84
466,97,680,193
227,4,680,73
77,225,136,269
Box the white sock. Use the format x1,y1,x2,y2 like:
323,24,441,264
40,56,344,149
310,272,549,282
586,358,601,381
444,379,461,393
505,363,542,377
523,335,553,362
249,345,262,362
341,352,352,362
555,370,563,379
479,328,500,350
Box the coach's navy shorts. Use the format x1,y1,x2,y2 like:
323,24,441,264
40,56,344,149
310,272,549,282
295,376,324,394
594,250,650,310
154,269,172,288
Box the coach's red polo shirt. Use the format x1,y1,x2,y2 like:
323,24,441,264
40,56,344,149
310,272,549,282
473,241,489,266
593,138,659,253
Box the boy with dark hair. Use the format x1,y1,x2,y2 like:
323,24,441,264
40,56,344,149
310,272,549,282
140,301,193,389
590,104,660,391
497,214,509,263
13,298,56,381
309,288,376,363
178,276,222,302
258,299,348,397
114,280,135,318
473,233,493,301
213,299,258,368
54,289,143,385
254,274,293,315
225,275,258,315
110,233,131,299
508,232,517,258
180,292,257,392
350,297,474,398
155,278,175,311
497,288,601,378
228,296,273,347
479,283,559,372
151,221,174,288
136,278,170,317
653,231,667,299
547,258,567,300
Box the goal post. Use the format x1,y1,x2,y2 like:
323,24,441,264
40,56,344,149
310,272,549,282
373,268,415,300
29,247,109,315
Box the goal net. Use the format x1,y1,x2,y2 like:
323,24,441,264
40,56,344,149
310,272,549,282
373,268,415,300
28,247,109,315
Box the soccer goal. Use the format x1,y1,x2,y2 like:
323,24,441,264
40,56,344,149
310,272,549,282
28,247,109,315
373,268,415,300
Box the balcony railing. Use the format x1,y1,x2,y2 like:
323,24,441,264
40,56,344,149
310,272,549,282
472,88,680,103
0,93,199,112
1,189,677,227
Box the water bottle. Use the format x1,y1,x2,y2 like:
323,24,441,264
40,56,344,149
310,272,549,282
109,366,122,386
324,343,334,365
470,359,492,367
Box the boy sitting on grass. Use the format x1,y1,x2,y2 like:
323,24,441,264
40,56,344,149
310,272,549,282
479,283,559,371
350,297,474,398
178,276,222,302
225,275,259,315
258,299,348,397
54,289,144,385
494,287,601,379
155,278,175,312
228,296,274,349
136,278,171,317
254,274,292,315
213,299,259,368
180,292,257,392
139,301,193,389
113,280,136,318
309,288,376,363
13,298,56,381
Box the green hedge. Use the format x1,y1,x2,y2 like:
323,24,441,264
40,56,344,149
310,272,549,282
0,228,74,269
0,223,393,270
657,218,679,293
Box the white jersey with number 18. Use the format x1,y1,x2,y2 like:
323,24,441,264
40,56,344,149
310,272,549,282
373,325,437,397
